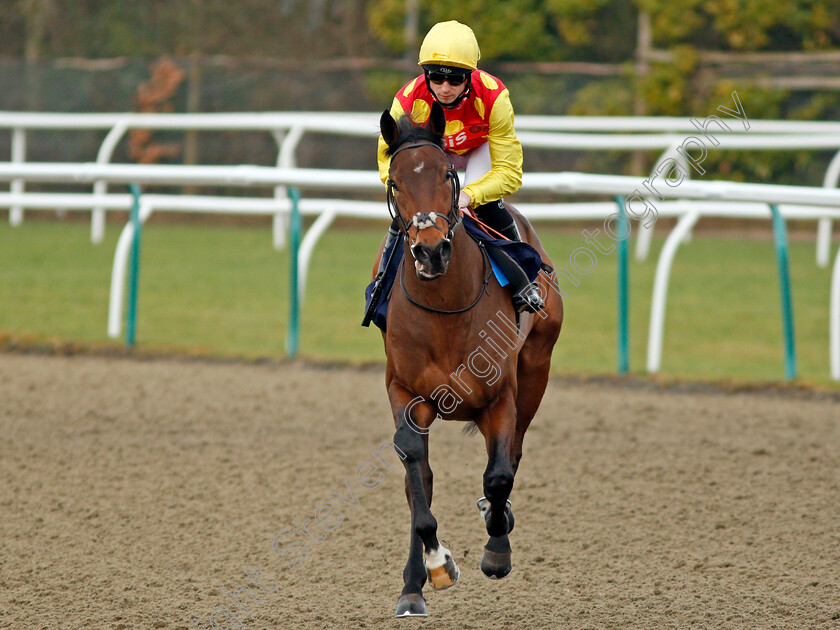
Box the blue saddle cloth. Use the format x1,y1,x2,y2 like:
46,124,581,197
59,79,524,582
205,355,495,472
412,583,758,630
363,216,544,333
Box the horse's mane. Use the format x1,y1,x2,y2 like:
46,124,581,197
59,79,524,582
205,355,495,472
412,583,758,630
383,115,445,157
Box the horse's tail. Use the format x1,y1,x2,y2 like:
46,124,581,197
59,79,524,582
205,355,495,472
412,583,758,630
462,421,480,436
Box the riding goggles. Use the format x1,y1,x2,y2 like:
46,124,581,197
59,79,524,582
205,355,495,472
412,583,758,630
426,70,469,86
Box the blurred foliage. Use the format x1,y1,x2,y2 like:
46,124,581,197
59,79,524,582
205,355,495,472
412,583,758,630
368,0,558,60
636,0,840,49
3,0,375,58
361,70,408,111
5,0,840,62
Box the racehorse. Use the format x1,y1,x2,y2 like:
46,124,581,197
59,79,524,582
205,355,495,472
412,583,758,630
376,101,563,617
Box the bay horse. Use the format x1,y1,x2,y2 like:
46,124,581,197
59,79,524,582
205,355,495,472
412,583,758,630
376,101,563,617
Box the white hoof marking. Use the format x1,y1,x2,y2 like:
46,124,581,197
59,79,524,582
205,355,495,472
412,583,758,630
423,545,451,570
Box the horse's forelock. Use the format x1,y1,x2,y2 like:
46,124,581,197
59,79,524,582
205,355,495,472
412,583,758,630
384,115,445,157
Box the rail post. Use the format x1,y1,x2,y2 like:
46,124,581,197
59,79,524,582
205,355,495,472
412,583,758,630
286,187,302,357
615,196,629,374
126,184,143,349
769,204,797,380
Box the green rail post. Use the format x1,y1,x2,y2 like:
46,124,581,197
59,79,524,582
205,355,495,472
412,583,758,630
126,184,142,349
615,196,629,374
286,187,302,357
769,204,797,380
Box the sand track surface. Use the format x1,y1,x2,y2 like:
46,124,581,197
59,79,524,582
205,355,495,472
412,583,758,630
1,353,838,629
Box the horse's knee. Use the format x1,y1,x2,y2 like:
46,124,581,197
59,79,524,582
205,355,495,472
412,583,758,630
394,422,424,464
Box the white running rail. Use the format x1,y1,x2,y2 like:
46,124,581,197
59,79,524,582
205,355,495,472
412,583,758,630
3,111,840,261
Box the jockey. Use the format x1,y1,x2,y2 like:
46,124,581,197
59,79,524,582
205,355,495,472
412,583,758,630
367,20,544,317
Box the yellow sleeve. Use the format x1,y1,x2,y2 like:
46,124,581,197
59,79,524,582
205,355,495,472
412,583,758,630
377,98,407,184
462,88,523,207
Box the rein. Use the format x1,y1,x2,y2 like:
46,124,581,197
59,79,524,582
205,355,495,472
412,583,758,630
399,240,492,315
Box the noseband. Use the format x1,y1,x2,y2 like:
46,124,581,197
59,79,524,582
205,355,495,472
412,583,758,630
386,141,462,244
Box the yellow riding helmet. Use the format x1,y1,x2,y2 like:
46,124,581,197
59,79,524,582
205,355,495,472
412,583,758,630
418,21,480,71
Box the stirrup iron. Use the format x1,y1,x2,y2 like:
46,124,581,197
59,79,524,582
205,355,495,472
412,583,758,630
513,282,544,313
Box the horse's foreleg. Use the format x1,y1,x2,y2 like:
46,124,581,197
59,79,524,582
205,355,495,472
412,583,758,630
391,391,458,617
395,417,458,589
398,452,431,617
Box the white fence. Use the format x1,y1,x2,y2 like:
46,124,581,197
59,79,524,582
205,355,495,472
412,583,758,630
4,111,840,264
2,112,840,380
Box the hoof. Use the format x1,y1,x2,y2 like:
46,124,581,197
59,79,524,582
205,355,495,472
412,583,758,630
424,546,460,590
395,593,427,617
476,497,515,534
480,546,513,580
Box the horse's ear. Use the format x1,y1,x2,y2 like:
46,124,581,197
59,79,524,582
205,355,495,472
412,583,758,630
380,109,399,150
428,101,446,139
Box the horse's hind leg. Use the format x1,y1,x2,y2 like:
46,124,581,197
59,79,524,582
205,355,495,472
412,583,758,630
513,308,562,472
477,308,560,579
476,496,515,579
475,339,551,579
391,389,459,618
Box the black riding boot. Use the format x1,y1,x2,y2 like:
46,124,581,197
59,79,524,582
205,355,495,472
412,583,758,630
475,200,545,313
361,219,400,327
475,199,519,240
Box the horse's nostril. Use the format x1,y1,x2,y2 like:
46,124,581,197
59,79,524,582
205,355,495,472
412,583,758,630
411,242,432,263
436,240,452,262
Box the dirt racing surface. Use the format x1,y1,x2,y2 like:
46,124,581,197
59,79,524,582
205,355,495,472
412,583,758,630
1,352,838,629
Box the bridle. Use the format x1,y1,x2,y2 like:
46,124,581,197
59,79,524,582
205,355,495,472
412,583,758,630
386,140,490,315
398,240,491,315
386,141,462,245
